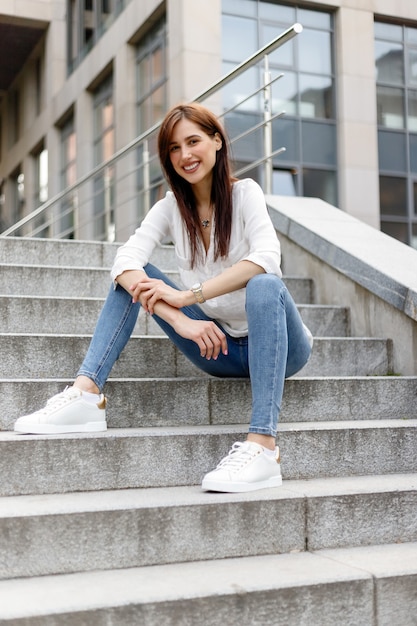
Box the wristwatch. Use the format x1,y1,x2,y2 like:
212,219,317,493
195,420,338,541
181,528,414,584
190,282,206,304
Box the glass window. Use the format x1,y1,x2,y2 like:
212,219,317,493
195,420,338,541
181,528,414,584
377,86,404,128
378,130,407,172
303,168,337,206
299,74,334,119
375,41,404,84
259,3,294,23
222,15,257,62
222,1,336,205
223,0,257,17
381,220,408,243
376,21,417,246
299,29,332,75
379,176,407,216
409,134,417,173
302,121,337,166
60,117,77,238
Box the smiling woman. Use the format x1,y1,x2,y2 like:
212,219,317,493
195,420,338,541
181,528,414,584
13,102,313,494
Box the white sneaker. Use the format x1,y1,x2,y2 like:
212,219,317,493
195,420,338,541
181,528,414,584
202,441,282,493
14,387,107,434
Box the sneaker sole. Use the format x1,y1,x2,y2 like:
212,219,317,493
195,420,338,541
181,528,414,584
13,421,107,435
201,474,283,493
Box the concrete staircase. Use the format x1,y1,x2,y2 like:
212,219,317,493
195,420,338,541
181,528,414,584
0,236,416,625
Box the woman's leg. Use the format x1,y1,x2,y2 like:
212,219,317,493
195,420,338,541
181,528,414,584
76,282,140,392
246,273,312,439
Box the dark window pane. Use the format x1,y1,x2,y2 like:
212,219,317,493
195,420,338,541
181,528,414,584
375,41,404,84
303,168,337,205
412,223,417,248
376,85,405,128
299,29,332,74
380,176,407,216
410,134,417,173
302,121,337,166
299,74,334,119
378,130,407,172
381,221,408,244
414,182,417,215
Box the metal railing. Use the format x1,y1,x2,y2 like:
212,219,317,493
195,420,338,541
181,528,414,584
1,23,302,241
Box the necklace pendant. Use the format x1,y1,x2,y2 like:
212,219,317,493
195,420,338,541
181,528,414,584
201,219,210,228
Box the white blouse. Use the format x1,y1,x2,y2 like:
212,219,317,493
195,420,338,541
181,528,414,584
111,178,282,337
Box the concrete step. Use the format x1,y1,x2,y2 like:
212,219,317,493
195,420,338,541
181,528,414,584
0,474,415,580
0,236,169,268
0,542,416,625
0,263,314,302
0,295,349,337
1,376,416,432
0,421,416,496
0,334,393,379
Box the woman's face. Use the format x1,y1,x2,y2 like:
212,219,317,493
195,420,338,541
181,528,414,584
169,118,222,188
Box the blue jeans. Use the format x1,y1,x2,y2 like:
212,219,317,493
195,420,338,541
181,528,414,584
77,264,312,437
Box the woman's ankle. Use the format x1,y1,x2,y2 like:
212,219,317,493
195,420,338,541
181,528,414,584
73,376,100,395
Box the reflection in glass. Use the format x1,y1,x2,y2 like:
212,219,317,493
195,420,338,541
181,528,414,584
376,85,404,128
412,222,417,248
380,176,407,216
381,221,408,244
375,41,404,84
260,23,294,67
272,169,297,196
299,74,333,119
409,91,417,131
303,168,337,206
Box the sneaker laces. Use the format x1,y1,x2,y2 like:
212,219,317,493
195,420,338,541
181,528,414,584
215,441,261,473
36,387,81,416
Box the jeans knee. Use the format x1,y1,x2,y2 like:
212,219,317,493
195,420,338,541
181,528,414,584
246,273,285,308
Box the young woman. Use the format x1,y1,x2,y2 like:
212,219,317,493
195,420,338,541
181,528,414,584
14,102,313,493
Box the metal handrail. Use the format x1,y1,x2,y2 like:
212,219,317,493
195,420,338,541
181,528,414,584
1,23,302,238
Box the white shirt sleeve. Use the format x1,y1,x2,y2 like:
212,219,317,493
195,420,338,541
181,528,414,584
110,192,175,283
236,179,282,277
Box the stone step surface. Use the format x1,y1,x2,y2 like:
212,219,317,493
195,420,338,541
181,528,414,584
1,376,416,431
0,542,415,625
0,475,415,581
0,295,349,337
0,334,393,378
1,421,416,496
0,263,314,302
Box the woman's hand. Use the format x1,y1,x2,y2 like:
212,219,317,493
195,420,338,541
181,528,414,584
130,276,189,313
173,316,228,360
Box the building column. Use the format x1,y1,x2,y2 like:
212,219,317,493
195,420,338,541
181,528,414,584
336,7,380,228
167,0,222,111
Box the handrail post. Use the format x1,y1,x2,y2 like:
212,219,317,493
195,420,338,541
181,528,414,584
263,55,273,195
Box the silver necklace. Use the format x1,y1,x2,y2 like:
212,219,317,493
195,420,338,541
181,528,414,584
201,219,210,228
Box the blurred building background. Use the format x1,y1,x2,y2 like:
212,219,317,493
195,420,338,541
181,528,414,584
0,0,416,247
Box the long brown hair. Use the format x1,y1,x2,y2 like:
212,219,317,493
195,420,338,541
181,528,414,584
158,102,235,267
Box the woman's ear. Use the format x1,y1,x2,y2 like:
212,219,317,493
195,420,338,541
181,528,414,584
214,132,223,150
